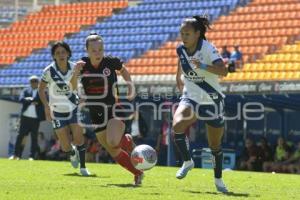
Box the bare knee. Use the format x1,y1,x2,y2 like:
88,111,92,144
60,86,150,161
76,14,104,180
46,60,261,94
60,142,71,152
106,138,120,148
72,134,84,146
173,120,187,133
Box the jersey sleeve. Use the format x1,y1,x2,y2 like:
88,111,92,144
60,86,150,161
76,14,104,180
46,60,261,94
41,68,51,83
207,43,223,64
109,56,123,71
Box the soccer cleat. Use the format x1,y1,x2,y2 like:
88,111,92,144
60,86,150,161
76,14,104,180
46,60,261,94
215,178,228,193
176,160,194,179
28,157,34,161
70,145,79,169
134,172,144,186
80,168,91,176
8,155,20,160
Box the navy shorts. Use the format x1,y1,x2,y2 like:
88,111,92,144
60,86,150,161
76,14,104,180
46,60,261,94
52,108,80,130
179,97,225,128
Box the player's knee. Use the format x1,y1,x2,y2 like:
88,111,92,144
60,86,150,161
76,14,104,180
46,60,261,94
106,138,120,149
173,120,186,133
61,143,71,152
72,135,83,146
209,143,221,152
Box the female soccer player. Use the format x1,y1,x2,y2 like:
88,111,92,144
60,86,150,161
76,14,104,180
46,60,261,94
38,41,90,176
71,33,143,186
173,16,228,193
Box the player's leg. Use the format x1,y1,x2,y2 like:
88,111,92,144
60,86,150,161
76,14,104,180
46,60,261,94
173,104,197,179
96,119,143,185
206,124,228,193
29,119,40,160
12,116,31,159
70,123,90,176
55,125,79,168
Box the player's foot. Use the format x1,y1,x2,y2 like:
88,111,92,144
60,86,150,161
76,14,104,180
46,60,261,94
134,172,144,186
80,168,91,176
123,134,136,153
70,145,79,169
215,178,228,193
8,155,20,160
176,159,194,179
28,157,34,161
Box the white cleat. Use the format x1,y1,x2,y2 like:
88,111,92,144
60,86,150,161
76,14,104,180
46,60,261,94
176,160,194,179
215,178,228,193
70,145,79,169
80,168,91,176
8,155,20,160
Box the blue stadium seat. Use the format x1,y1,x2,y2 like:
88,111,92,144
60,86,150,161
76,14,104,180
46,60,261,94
3,0,240,85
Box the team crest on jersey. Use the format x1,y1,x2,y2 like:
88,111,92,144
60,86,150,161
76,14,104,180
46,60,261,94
103,68,111,76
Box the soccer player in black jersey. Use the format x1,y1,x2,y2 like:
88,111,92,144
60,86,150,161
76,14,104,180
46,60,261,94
71,33,143,186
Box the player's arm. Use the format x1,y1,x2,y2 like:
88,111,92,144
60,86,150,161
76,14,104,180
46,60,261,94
205,59,228,77
120,65,135,101
176,58,184,93
38,80,52,121
70,60,85,91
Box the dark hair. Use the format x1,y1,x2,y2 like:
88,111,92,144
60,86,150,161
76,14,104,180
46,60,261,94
51,41,72,59
85,32,103,49
182,15,210,40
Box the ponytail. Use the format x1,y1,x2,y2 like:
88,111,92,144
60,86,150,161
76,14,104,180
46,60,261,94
181,15,211,40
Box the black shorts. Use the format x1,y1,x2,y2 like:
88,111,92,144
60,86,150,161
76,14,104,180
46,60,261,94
88,105,129,133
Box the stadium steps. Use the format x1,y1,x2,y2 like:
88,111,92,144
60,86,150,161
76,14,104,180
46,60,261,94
0,0,129,66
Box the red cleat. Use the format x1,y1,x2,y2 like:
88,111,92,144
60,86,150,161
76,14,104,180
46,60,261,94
134,172,144,186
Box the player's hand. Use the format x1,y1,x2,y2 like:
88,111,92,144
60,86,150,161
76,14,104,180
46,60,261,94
44,105,52,121
25,97,33,101
74,60,86,75
190,58,200,69
190,58,207,70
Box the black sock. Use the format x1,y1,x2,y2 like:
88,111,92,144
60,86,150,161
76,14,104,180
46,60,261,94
77,144,86,168
212,149,223,179
174,133,191,161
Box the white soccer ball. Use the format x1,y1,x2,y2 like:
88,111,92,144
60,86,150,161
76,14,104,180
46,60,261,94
131,144,157,170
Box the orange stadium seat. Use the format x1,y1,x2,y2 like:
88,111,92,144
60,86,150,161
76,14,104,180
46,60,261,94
0,1,128,65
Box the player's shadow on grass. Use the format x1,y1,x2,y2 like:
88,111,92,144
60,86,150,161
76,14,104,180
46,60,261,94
105,184,157,189
185,190,254,198
106,183,136,188
63,173,109,178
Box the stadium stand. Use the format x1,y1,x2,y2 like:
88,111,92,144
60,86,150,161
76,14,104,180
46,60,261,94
0,0,240,86
0,1,128,66
127,0,300,80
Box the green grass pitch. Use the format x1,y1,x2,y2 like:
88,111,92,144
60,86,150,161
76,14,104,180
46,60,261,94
0,159,300,200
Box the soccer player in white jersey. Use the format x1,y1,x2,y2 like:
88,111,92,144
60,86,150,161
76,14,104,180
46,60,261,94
173,16,228,193
38,41,90,176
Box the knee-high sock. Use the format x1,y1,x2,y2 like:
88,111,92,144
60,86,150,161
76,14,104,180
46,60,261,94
174,133,191,161
118,134,134,153
77,144,86,168
113,149,142,176
212,149,223,178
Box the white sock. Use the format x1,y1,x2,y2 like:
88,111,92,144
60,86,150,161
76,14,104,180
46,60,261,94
183,159,193,168
215,178,225,186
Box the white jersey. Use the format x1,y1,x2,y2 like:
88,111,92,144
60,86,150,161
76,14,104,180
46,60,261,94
41,61,78,113
177,39,225,104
